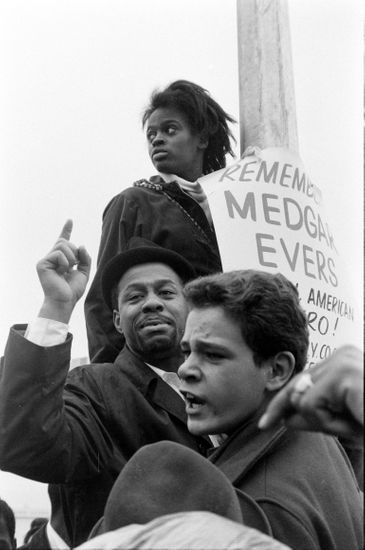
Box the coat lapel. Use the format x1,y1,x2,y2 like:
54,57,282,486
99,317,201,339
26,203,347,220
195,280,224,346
114,346,188,424
150,375,187,423
210,418,287,486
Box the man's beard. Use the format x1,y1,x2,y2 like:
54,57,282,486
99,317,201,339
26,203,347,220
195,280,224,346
140,335,177,358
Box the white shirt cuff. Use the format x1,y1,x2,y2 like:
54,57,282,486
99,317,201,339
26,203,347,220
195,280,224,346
25,317,68,347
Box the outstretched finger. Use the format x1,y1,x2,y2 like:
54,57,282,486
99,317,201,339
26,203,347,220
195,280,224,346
59,219,73,241
77,246,92,280
258,384,295,429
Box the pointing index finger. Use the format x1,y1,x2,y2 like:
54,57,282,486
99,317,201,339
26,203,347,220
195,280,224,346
258,384,294,429
59,219,73,241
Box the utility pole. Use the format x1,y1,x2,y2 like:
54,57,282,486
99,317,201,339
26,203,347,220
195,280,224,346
236,0,298,154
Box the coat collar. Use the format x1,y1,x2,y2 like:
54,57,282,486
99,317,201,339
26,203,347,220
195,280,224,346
210,414,287,486
113,346,188,425
134,176,216,242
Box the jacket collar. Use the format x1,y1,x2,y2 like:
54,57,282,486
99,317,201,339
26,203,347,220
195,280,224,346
113,346,188,424
209,414,287,486
137,175,216,241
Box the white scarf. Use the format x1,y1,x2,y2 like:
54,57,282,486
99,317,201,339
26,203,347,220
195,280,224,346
159,172,213,227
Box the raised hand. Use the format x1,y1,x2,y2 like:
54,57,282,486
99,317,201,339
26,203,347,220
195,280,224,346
259,345,364,440
37,220,92,323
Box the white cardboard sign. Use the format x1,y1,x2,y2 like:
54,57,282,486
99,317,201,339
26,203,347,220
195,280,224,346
199,148,362,367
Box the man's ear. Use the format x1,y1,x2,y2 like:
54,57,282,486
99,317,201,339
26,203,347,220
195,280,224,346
113,309,123,335
265,351,295,392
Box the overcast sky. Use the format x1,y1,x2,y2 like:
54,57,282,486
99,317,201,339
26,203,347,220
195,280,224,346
0,0,363,536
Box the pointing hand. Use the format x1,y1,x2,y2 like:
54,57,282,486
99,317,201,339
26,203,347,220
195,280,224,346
36,220,92,323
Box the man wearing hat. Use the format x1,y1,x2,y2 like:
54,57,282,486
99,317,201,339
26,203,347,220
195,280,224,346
0,220,213,548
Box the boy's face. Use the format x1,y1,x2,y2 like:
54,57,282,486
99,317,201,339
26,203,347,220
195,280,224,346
179,306,270,436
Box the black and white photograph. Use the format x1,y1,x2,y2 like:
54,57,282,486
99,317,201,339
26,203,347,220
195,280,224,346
0,1,363,548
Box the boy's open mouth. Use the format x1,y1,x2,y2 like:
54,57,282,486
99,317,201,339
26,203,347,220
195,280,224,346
181,391,205,410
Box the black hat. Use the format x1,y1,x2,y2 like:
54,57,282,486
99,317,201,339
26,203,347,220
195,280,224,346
88,441,272,539
101,238,196,310
89,441,242,537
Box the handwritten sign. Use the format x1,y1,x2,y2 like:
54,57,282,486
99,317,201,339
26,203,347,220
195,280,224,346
199,148,362,366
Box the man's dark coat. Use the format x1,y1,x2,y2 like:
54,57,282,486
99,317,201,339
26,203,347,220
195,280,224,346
0,327,209,547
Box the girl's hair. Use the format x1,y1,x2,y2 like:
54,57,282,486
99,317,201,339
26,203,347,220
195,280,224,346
142,80,236,174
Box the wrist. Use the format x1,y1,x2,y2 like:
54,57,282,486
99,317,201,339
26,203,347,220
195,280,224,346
39,298,75,324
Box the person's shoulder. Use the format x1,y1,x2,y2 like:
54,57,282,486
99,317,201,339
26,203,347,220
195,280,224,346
65,358,145,409
133,175,165,192
112,176,165,198
269,429,361,491
102,176,164,216
120,175,165,197
67,348,141,382
278,427,340,462
68,360,119,377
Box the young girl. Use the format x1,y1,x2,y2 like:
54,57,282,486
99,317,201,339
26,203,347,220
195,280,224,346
85,80,236,362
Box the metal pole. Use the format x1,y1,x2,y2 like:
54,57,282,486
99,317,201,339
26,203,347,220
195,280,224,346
236,0,298,153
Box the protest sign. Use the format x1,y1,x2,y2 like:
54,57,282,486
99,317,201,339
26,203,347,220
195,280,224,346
200,147,362,367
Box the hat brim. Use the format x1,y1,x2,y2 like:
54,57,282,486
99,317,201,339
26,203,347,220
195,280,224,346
101,246,196,310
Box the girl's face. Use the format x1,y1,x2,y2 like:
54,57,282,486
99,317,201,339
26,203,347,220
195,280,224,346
146,107,207,181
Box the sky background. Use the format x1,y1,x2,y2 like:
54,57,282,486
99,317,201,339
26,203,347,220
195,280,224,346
0,0,363,540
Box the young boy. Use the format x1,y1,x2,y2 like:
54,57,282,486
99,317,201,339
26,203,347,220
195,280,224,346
178,270,363,550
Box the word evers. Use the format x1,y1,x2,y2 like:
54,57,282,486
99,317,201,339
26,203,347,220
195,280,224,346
307,288,354,320
225,190,337,251
255,233,338,288
219,160,322,205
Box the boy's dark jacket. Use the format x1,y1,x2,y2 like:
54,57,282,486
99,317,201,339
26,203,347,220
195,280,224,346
209,415,364,550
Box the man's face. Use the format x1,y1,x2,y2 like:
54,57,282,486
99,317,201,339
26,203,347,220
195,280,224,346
179,306,270,436
146,107,206,181
113,263,188,362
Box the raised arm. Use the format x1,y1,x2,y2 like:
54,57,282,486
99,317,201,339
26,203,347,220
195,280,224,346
0,223,115,483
